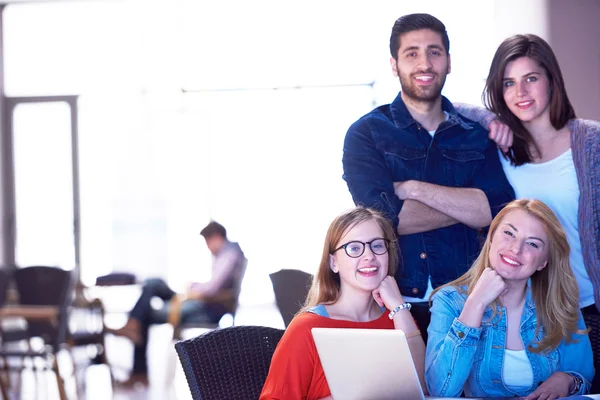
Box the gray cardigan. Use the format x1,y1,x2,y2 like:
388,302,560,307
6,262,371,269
456,103,600,311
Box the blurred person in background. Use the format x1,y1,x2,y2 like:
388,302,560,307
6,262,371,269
108,221,246,386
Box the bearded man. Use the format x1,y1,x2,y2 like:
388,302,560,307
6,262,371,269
342,13,514,340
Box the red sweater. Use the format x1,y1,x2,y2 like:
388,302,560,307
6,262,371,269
259,310,394,400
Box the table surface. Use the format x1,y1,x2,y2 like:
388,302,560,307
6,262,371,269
0,304,58,319
426,396,600,400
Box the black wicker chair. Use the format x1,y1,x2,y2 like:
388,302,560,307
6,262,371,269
584,313,600,393
175,325,284,400
0,266,72,400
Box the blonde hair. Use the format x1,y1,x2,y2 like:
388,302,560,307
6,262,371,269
432,199,583,353
301,207,399,312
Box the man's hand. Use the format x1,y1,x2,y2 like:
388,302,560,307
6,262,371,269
488,119,513,154
393,180,415,200
185,282,206,300
522,372,574,400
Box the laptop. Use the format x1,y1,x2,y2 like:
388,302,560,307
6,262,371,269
311,328,426,400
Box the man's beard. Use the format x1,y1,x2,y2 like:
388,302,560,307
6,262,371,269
399,70,447,102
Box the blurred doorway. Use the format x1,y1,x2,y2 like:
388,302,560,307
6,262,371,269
4,96,80,275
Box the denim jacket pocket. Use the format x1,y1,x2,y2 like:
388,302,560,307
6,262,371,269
440,148,486,186
384,146,426,180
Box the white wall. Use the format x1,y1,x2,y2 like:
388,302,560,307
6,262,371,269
490,0,600,121
548,0,600,120
1,1,600,302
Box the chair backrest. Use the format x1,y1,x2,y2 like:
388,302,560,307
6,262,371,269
175,325,284,400
229,258,248,316
269,269,313,327
0,268,11,308
14,266,72,350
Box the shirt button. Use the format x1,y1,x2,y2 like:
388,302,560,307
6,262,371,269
420,252,427,259
412,288,419,294
457,331,465,338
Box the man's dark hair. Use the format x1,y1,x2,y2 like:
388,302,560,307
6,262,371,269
389,13,450,59
200,221,227,239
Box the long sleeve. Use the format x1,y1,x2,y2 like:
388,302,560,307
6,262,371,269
426,290,482,397
559,312,595,394
454,103,496,129
468,140,515,219
453,103,514,218
202,247,241,297
342,118,404,229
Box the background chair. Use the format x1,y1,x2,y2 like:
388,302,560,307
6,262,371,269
584,313,600,393
269,269,313,328
0,269,9,308
0,266,72,400
173,259,248,340
175,325,284,400
0,268,12,399
67,283,112,387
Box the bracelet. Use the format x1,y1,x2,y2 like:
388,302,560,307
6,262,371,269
388,302,412,319
567,372,583,395
405,330,421,338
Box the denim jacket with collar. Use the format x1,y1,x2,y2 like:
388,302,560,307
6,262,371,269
342,94,515,298
426,285,594,397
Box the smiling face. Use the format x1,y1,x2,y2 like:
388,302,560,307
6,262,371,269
502,56,552,127
391,28,450,103
330,219,389,294
488,209,549,283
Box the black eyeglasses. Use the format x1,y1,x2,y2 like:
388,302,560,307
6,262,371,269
331,238,390,258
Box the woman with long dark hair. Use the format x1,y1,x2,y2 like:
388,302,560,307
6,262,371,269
457,33,599,320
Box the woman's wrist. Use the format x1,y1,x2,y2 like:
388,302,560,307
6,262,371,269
566,372,583,395
388,302,411,319
458,297,487,328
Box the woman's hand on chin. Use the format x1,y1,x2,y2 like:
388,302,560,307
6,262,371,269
372,276,403,310
469,267,508,308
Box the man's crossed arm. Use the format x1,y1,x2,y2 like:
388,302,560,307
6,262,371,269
394,181,492,235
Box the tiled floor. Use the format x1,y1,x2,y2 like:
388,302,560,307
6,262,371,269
4,301,285,400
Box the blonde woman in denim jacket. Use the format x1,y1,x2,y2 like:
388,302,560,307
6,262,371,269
426,199,594,398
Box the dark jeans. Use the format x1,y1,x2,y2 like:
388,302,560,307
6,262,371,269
131,278,223,374
582,303,599,394
410,301,431,344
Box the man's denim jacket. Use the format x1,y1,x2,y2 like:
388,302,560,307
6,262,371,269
342,93,515,297
426,285,594,397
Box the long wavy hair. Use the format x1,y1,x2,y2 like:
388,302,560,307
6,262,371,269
483,34,575,166
432,199,583,353
301,207,399,312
